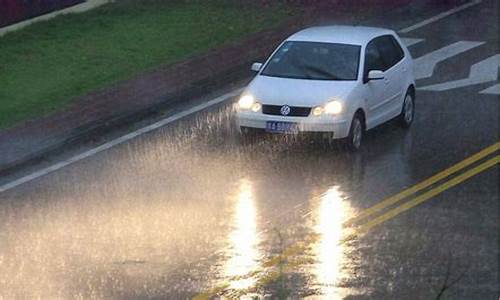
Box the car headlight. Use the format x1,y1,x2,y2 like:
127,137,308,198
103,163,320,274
313,100,343,116
238,95,261,112
324,100,343,114
312,106,324,116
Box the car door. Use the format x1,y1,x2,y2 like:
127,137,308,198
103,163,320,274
363,38,388,128
374,35,406,121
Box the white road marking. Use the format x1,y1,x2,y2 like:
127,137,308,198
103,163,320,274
401,38,425,47
399,0,482,33
480,83,500,95
413,41,484,80
419,54,500,92
0,89,243,193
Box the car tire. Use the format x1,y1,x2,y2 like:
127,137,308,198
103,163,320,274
346,113,364,152
399,89,415,128
239,127,261,144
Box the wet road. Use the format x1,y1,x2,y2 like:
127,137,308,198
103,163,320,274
0,1,499,299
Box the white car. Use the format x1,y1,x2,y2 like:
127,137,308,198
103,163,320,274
236,25,415,151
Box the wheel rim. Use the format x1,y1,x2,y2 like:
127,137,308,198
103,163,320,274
352,118,362,148
404,95,414,124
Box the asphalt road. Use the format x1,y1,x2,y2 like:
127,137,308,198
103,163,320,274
0,1,498,299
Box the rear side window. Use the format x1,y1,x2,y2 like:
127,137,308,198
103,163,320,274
374,35,405,70
364,40,385,78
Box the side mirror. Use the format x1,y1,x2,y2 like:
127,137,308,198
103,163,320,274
367,70,385,81
251,62,263,72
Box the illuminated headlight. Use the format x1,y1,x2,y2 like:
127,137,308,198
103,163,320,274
238,95,255,109
251,102,261,112
313,100,343,116
238,95,261,112
324,100,343,114
312,106,324,116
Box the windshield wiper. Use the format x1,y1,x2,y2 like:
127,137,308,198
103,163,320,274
297,64,340,80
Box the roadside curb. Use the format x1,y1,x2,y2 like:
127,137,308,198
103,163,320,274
0,0,111,37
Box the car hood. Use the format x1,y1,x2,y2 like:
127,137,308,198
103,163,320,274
245,75,357,106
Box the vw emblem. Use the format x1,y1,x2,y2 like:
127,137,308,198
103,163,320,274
280,105,291,116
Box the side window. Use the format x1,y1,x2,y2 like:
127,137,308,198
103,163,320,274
375,35,405,70
364,40,385,79
389,36,405,62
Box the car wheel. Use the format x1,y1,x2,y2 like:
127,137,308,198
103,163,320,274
399,91,415,128
239,127,260,144
346,113,364,152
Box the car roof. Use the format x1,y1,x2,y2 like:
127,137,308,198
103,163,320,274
286,25,395,46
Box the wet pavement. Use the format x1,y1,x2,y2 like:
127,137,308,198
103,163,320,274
0,1,499,299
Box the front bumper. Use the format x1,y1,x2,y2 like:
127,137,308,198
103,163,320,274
236,111,350,139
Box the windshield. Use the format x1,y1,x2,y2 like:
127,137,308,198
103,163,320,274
261,41,361,80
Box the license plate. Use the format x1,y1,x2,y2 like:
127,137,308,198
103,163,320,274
265,121,298,133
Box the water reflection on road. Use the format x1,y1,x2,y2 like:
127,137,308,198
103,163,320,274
224,179,261,290
312,186,354,299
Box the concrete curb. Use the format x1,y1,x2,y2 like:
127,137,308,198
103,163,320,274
0,0,111,37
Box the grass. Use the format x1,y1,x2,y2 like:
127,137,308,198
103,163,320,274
0,0,291,129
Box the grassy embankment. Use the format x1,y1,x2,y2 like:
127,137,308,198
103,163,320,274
0,0,291,128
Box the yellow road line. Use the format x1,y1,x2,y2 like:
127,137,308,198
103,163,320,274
344,142,499,226
355,155,499,235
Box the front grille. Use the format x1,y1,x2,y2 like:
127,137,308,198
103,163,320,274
262,105,312,117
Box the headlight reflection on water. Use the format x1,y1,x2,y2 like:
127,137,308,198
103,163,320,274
313,186,353,298
223,179,262,291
